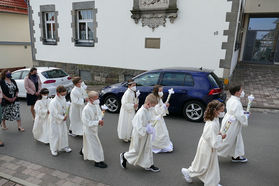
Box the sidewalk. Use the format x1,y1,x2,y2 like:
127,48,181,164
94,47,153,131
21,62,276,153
229,63,279,109
0,154,108,186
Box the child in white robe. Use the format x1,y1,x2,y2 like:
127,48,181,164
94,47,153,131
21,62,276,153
181,100,226,186
49,86,71,156
151,85,173,153
218,85,249,162
117,80,138,142
69,77,88,136
81,91,107,168
32,88,50,144
120,94,160,172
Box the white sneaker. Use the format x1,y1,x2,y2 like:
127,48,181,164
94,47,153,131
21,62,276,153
68,132,77,137
51,151,58,156
218,184,223,186
63,147,72,153
181,168,192,183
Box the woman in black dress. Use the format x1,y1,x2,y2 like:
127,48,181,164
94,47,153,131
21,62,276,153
0,69,24,131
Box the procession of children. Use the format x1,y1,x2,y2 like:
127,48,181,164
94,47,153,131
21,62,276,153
0,67,252,186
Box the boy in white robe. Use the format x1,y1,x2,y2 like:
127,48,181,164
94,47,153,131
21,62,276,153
69,77,88,137
49,86,71,156
120,94,160,172
117,80,138,142
81,91,107,168
218,85,249,162
32,88,50,144
151,85,173,153
181,100,226,186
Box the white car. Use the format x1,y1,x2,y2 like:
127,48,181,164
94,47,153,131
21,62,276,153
12,67,74,98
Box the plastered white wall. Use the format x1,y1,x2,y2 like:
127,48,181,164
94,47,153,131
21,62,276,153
30,0,231,77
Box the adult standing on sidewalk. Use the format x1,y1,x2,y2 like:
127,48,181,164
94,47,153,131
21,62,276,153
0,86,5,146
24,67,42,120
0,69,24,132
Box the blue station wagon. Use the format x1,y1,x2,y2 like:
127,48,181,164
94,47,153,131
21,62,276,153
99,67,226,122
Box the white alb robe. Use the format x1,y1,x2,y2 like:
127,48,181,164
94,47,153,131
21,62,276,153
69,86,88,135
33,98,50,144
117,88,137,141
218,95,248,158
151,98,173,153
49,96,69,152
81,102,104,162
124,106,153,169
187,118,223,186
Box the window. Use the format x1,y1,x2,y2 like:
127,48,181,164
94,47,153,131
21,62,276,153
72,1,97,47
39,5,59,45
41,69,67,79
134,72,160,86
11,72,22,80
44,12,56,42
21,71,29,79
161,72,186,86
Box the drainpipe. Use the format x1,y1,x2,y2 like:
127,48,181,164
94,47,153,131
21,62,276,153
26,0,36,64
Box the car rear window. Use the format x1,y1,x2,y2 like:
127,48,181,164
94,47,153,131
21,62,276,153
208,73,222,88
41,69,68,79
161,72,194,86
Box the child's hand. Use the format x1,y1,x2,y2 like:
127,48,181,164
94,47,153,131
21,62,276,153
63,115,67,121
99,120,104,126
134,103,138,109
222,134,226,139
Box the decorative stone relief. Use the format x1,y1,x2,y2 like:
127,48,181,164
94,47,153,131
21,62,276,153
131,0,178,31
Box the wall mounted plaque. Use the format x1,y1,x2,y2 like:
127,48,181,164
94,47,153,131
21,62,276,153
131,0,178,31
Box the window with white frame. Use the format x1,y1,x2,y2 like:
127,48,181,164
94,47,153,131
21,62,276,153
44,12,56,41
76,10,94,43
39,5,59,45
72,1,97,47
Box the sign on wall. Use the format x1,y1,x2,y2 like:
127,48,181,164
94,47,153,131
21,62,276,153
131,0,178,31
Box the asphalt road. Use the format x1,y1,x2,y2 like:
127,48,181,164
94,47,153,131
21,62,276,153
0,101,279,186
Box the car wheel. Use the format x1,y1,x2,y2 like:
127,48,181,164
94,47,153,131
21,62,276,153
104,95,120,113
183,101,205,122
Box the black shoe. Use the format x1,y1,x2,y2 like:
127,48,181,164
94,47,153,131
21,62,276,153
0,142,4,147
145,165,160,172
95,161,107,168
232,156,248,163
120,152,127,169
79,148,83,156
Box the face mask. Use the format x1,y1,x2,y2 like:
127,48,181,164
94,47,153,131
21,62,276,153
93,99,100,105
148,107,155,111
42,95,48,100
158,92,163,97
218,112,225,118
130,86,136,92
31,74,37,77
240,91,245,98
6,73,11,78
60,95,66,99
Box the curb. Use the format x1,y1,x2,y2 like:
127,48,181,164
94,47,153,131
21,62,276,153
0,172,37,186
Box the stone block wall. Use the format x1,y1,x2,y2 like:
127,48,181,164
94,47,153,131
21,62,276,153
34,60,145,85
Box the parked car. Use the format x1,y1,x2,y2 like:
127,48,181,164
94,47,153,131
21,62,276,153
99,67,226,122
12,67,73,98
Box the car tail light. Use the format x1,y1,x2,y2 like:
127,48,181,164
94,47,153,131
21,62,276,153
208,88,222,95
67,76,72,80
44,80,56,84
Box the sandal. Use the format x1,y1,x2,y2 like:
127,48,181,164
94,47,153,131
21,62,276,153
1,126,8,130
18,127,25,132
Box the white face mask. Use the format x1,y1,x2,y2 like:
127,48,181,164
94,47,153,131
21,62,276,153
42,95,48,100
60,95,66,99
218,112,225,118
130,86,136,92
158,92,163,97
240,91,245,98
148,107,155,112
93,99,100,105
